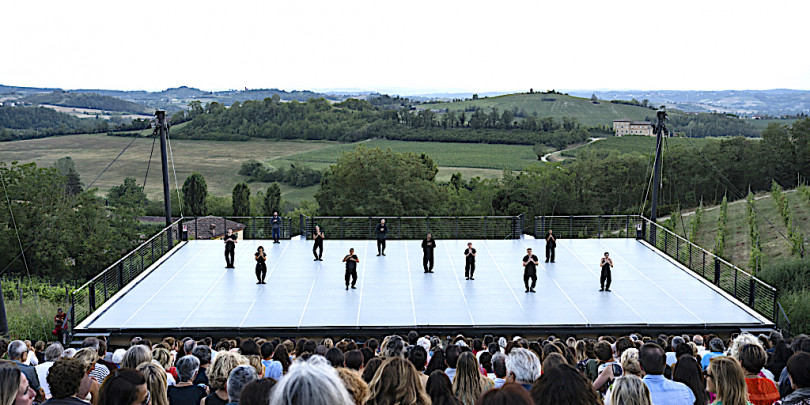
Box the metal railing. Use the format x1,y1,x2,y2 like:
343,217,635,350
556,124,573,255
302,215,524,240
69,219,182,338
534,215,639,239
180,216,295,240
640,217,778,323
776,302,792,337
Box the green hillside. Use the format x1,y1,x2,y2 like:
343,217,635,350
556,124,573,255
425,93,659,127
22,91,151,114
561,135,717,158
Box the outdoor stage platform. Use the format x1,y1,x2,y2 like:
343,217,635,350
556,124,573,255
76,238,772,338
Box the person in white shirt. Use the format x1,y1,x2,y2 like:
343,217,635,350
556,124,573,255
35,342,64,399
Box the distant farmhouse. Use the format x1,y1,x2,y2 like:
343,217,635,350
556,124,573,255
612,119,654,136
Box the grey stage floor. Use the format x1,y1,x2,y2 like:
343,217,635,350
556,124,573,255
79,238,769,332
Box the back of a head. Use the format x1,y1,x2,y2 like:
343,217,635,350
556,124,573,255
241,339,260,356
136,362,169,405
240,378,276,405
192,345,212,366
615,337,635,358
176,355,201,383
610,375,652,405
82,337,100,352
672,355,706,405
426,370,459,405
594,341,613,362
639,343,665,375
45,342,65,362
47,357,86,399
7,340,27,361
260,342,274,359
268,356,353,405
366,357,428,405
454,351,481,384
209,351,249,391
492,352,507,379
326,347,345,368
122,345,152,369
541,352,567,372
709,356,748,404
228,364,259,402
183,338,197,356
479,351,493,373
381,335,405,359
737,343,767,374
74,348,100,371
787,352,810,389
477,383,534,405
620,348,642,377
99,368,146,405
445,345,461,368
408,331,419,346
530,363,600,405
709,337,726,353
336,367,368,405
361,357,383,384
408,345,428,372
693,335,704,346
505,348,541,384
344,350,364,371
671,336,685,351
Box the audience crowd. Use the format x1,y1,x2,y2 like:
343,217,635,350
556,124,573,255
2,330,809,405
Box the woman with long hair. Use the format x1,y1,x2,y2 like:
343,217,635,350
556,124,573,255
426,370,461,405
202,352,248,405
610,375,652,405
706,356,749,405
453,352,494,405
98,368,148,405
136,363,170,405
365,357,431,405
272,344,292,375
0,361,36,405
425,348,447,376
672,354,708,405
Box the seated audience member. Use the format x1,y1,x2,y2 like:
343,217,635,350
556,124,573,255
72,348,101,404
268,356,354,405
36,343,64,399
541,352,567,373
453,352,494,405
702,338,727,370
0,360,36,405
490,353,508,389
136,362,170,405
361,358,383,385
270,344,291,380
326,348,345,368
239,378,276,405
781,336,810,398
593,340,623,394
259,343,281,380
151,348,176,386
426,370,461,405
121,346,152,370
344,350,364,372
336,367,367,405
707,356,749,405
479,351,493,378
81,338,111,383
505,348,541,391
530,363,601,405
167,355,207,405
445,345,462,382
381,335,406,359
191,346,212,386
7,340,41,394
768,340,793,381
639,343,696,405
366,357,430,405
731,334,776,381
425,348,447,377
672,354,708,405
737,344,779,405
610,375,653,405
97,368,148,405
408,345,429,387
778,352,810,405
112,349,126,368
202,351,248,405
476,383,534,405
227,365,258,404
667,337,687,367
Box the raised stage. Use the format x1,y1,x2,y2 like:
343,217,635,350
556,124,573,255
76,238,772,338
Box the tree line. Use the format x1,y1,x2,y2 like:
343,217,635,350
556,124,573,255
0,105,151,141
238,160,322,187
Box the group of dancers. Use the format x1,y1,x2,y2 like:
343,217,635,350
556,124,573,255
222,219,614,292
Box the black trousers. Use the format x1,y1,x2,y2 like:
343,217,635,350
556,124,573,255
345,268,357,287
377,239,386,254
546,245,555,262
225,248,235,267
313,241,323,259
255,263,267,282
465,261,475,278
600,267,612,289
524,272,537,290
423,253,434,272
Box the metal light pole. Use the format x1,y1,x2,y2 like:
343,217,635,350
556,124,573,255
650,110,668,244
156,110,173,246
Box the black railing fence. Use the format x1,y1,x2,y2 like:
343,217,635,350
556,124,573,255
302,215,524,240
534,215,639,239
70,219,182,339
180,216,295,240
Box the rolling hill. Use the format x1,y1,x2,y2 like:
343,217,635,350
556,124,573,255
21,91,151,114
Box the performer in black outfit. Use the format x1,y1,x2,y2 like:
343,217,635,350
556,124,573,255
421,233,436,273
343,248,360,290
375,219,388,256
255,246,267,284
464,242,476,280
271,212,282,244
523,248,539,293
312,225,325,261
223,228,237,268
599,252,613,292
545,230,556,263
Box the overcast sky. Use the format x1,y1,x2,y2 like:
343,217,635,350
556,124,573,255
2,0,808,93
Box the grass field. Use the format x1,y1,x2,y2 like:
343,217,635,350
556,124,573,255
560,136,718,157
746,118,797,131
425,93,658,127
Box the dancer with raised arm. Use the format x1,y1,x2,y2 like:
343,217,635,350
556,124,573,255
223,228,237,268
600,252,613,292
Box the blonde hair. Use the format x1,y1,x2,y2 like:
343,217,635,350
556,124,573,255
575,340,588,363
365,357,430,405
0,361,23,405
73,348,99,371
727,333,761,359
620,348,642,377
122,345,152,369
208,351,249,391
453,351,495,405
709,356,749,405
151,348,173,370
337,367,368,405
137,362,169,405
246,355,264,378
610,375,652,405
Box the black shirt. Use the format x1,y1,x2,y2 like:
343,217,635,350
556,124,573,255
546,235,556,248
422,238,436,253
523,254,539,275
224,234,237,249
203,392,228,405
271,216,281,229
344,254,359,271
167,385,207,405
314,231,324,243
255,252,266,263
601,259,612,272
375,224,388,240
465,248,476,263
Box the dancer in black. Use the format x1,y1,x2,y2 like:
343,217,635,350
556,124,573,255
375,219,388,256
599,252,613,292
421,233,436,273
223,228,237,268
545,229,556,263
312,225,324,261
523,248,539,293
343,248,360,290
255,246,267,284
271,211,282,244
464,242,476,280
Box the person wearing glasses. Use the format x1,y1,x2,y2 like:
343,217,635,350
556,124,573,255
705,356,750,405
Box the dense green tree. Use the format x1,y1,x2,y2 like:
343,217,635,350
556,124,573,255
263,183,282,215
182,172,208,216
232,182,251,216
106,177,147,208
53,157,83,195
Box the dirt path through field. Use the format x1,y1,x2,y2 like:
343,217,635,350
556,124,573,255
541,137,605,162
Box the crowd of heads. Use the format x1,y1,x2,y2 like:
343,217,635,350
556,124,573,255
1,330,809,405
